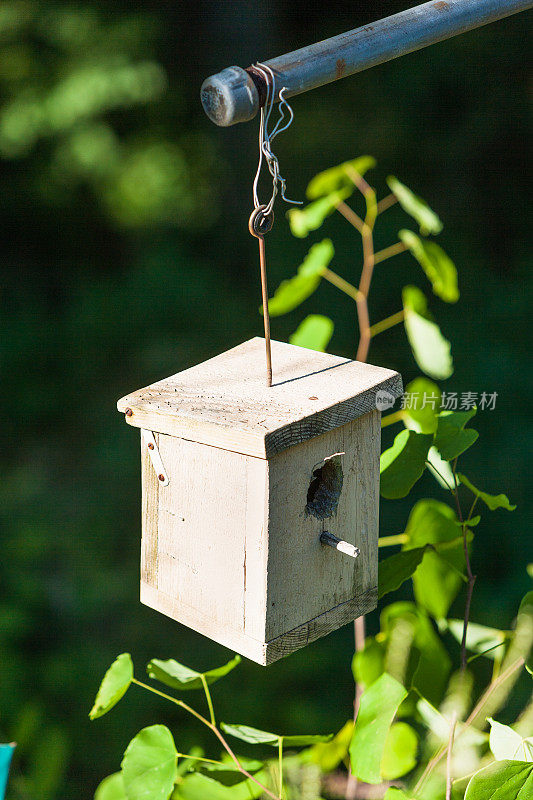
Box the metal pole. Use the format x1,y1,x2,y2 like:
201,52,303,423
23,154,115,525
201,0,532,126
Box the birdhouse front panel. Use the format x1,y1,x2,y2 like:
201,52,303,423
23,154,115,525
118,337,402,665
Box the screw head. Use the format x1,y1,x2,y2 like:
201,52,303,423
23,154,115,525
148,442,154,450
125,408,133,417
158,474,165,482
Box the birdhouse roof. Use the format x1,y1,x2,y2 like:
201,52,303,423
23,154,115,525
117,337,402,458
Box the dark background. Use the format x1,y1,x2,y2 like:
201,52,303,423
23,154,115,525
0,1,531,797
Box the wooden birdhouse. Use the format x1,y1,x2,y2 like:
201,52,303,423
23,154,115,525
117,337,402,665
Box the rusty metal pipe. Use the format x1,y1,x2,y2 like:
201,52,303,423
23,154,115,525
201,0,532,126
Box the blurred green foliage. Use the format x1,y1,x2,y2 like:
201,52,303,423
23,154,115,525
0,1,530,798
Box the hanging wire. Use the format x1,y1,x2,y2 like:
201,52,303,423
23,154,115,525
252,62,302,215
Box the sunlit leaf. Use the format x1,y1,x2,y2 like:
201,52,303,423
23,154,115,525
380,429,433,499
434,409,478,461
196,759,264,786
489,719,533,762
517,592,533,675
379,547,429,599
399,229,458,302
90,653,133,720
310,720,354,772
289,315,334,352
349,673,407,784
288,189,350,237
380,602,451,704
384,790,411,800
446,620,507,660
173,771,265,800
402,500,464,620
95,772,126,800
220,723,332,748
457,473,516,511
352,638,385,690
306,156,376,198
121,725,177,800
464,760,533,800
403,377,442,434
380,722,418,780
427,446,455,489
387,176,443,235
403,286,453,379
265,239,334,317
147,655,240,691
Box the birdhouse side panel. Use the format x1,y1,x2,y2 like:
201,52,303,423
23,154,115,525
140,433,268,641
264,410,381,642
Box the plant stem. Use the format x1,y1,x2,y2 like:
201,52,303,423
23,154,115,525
176,753,223,766
200,674,216,726
336,200,364,232
378,533,409,548
374,241,407,265
381,410,405,428
322,268,361,302
445,711,457,800
413,658,524,793
451,460,476,671
132,679,280,800
278,738,284,798
370,310,405,337
376,193,398,214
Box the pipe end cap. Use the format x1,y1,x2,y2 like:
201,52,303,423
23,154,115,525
201,66,259,127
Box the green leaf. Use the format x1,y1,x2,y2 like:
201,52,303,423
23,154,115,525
517,592,533,674
403,377,442,434
427,446,455,489
464,760,533,800
349,673,407,784
384,790,411,800
174,772,265,800
220,723,332,748
306,156,376,198
121,725,177,800
434,409,478,461
399,229,458,302
380,722,418,780
147,655,240,691
387,176,443,235
309,720,354,772
352,637,385,690
457,473,516,511
266,239,334,317
402,285,453,379
527,564,533,580
95,772,127,800
380,429,433,499
380,602,451,704
288,190,350,237
402,500,464,620
489,719,533,762
289,314,334,352
197,759,265,786
379,546,429,599
90,653,133,720
446,620,507,660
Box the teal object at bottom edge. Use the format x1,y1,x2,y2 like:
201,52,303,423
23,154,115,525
0,744,15,800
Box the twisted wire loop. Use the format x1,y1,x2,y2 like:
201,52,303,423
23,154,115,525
252,62,302,218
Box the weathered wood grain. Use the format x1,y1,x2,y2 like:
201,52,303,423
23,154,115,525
265,411,380,640
140,431,159,587
118,337,402,458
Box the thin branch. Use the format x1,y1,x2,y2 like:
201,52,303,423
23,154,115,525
370,310,405,337
451,460,476,671
413,658,525,793
446,711,458,800
132,679,280,800
378,533,409,548
374,241,407,265
346,616,366,800
200,674,216,726
376,193,398,214
336,200,364,232
322,268,362,301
